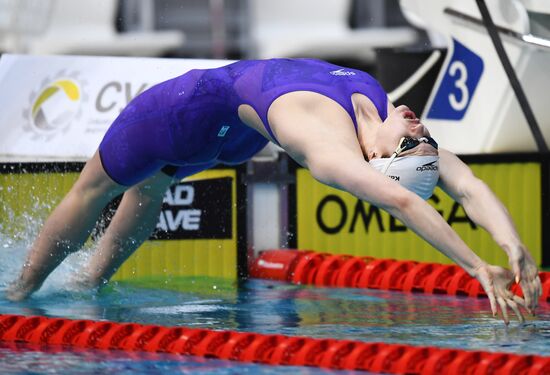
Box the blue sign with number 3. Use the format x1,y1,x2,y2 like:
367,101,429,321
427,39,484,120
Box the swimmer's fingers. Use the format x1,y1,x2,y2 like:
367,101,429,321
479,264,528,324
520,278,534,314
519,273,541,314
486,288,498,317
528,274,542,312
495,292,524,324
495,280,527,324
534,275,542,309
508,246,541,313
512,295,527,309
505,294,525,324
474,264,499,317
496,296,510,325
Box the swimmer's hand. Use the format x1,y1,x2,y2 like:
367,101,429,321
473,263,527,325
505,244,541,315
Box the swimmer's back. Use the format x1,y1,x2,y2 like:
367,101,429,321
208,58,388,144
127,58,388,140
99,58,388,185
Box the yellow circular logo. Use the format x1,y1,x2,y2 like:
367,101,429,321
23,72,87,139
31,79,81,132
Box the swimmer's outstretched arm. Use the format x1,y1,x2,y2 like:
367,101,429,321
308,151,483,271
303,146,527,324
265,92,524,323
437,149,542,314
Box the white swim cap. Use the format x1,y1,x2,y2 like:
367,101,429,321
368,136,440,200
369,155,439,200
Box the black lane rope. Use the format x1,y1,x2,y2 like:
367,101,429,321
475,0,548,153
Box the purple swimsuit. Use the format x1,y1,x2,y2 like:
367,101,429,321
98,58,388,186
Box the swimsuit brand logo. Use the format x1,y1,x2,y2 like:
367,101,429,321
329,69,356,76
416,161,438,172
218,125,230,137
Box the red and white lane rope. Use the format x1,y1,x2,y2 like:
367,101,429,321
0,314,549,374
250,249,550,301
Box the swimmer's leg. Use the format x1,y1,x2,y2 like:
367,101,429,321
78,170,174,288
6,151,126,301
77,163,215,288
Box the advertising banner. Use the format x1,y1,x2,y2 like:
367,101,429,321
115,169,240,281
0,54,232,161
0,165,240,281
296,161,542,267
152,177,233,240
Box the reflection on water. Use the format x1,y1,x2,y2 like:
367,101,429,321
0,341,364,375
0,235,549,373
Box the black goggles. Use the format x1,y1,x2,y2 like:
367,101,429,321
394,136,438,156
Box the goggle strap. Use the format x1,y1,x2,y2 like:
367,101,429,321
382,152,398,175
380,136,438,175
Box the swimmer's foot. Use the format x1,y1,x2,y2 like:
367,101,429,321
5,281,34,302
68,272,102,292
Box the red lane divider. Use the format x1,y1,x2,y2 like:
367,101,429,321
250,249,550,302
1,314,548,374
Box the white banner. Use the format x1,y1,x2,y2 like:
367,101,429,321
0,54,232,161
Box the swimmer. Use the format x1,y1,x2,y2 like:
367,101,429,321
6,58,541,324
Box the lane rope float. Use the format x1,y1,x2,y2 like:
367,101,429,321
250,249,550,302
0,314,548,374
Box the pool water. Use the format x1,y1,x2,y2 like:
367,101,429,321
0,341,363,375
0,237,549,373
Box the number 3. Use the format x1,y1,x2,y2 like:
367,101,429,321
448,61,469,111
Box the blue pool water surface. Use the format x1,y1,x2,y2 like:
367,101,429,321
0,238,549,373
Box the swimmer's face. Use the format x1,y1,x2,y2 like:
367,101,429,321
367,105,437,160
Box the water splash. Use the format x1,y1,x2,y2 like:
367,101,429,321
0,231,97,299
0,195,123,301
